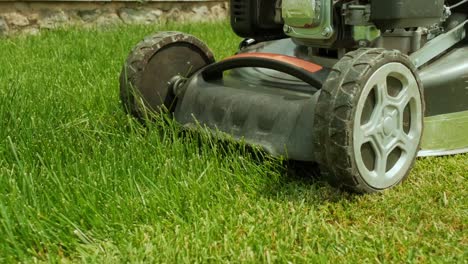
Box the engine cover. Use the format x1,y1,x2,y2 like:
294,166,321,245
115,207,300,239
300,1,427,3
282,0,335,46
282,0,322,28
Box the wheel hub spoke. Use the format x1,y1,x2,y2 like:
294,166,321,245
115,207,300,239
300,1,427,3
390,130,413,154
388,88,414,113
376,149,389,177
376,82,389,108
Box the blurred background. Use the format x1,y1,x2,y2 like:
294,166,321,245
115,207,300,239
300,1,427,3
0,0,228,35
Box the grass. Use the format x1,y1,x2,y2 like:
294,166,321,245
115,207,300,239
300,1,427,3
0,21,466,263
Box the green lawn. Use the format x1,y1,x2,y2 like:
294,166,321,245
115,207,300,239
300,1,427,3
0,22,466,263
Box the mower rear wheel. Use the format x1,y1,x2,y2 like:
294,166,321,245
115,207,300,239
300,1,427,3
120,31,215,118
313,49,424,193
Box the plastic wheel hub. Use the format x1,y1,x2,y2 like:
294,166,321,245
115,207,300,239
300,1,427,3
354,63,423,189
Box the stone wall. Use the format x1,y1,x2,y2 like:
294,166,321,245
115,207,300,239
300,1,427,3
0,0,229,36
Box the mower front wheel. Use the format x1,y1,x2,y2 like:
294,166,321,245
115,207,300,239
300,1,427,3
120,31,215,118
314,48,424,193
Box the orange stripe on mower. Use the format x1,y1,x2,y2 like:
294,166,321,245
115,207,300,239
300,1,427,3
225,53,323,73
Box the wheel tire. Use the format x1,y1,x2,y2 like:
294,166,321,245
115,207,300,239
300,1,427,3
120,31,215,118
313,48,425,193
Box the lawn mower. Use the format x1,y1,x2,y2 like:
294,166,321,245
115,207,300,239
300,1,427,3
119,0,468,193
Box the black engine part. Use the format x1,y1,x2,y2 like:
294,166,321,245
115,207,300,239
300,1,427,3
230,0,285,39
371,0,445,30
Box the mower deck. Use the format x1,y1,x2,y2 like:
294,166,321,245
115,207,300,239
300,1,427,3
174,38,468,160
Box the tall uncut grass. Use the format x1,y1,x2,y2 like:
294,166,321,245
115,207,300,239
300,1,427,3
0,22,466,263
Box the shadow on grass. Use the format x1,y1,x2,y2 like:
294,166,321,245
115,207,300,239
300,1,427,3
263,160,357,204
181,128,355,204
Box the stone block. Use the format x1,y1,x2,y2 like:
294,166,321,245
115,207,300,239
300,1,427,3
96,12,121,27
211,4,226,19
4,12,30,27
191,6,210,22
77,9,102,23
118,8,161,25
38,10,69,29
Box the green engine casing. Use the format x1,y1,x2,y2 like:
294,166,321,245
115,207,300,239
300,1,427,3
282,0,335,44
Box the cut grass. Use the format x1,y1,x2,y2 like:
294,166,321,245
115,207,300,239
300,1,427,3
0,22,467,263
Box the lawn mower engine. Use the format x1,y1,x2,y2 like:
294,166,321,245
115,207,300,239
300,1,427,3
120,0,468,193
